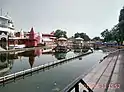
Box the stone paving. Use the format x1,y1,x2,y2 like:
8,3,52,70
114,50,124,92
71,49,124,92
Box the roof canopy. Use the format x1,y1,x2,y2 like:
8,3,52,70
58,37,67,41
0,27,10,32
43,38,52,42
75,37,84,41
0,16,9,20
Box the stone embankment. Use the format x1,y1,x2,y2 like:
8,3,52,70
70,49,123,92
0,46,47,53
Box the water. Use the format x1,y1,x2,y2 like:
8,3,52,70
0,49,76,77
0,49,106,92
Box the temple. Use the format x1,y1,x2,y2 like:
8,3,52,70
8,28,56,49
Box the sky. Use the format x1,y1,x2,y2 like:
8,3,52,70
0,0,124,38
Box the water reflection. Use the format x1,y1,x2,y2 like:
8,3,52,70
0,53,14,77
53,52,67,60
0,48,46,77
0,48,89,77
74,49,89,53
18,49,42,68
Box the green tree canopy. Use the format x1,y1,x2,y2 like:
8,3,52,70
92,37,101,41
54,29,67,38
74,32,90,41
101,28,121,44
100,7,124,45
101,29,113,42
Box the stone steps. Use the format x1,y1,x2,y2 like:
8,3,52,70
71,50,120,92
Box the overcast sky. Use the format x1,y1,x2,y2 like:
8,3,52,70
1,0,124,38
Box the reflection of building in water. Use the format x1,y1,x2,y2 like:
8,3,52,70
0,53,13,77
54,52,67,60
29,56,35,68
34,48,42,56
18,49,42,68
0,33,8,50
8,52,19,59
42,31,56,46
74,48,89,53
74,49,82,53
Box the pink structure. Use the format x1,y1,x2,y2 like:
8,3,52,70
26,27,40,47
8,27,56,48
42,31,56,46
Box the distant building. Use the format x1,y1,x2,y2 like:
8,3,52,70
57,37,67,46
9,27,42,48
67,38,74,48
73,37,84,49
25,28,40,47
0,15,15,49
53,36,68,52
42,31,56,46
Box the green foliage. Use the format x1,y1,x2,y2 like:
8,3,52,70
101,29,113,42
101,7,124,45
92,37,101,41
101,28,121,44
74,32,90,41
54,29,67,38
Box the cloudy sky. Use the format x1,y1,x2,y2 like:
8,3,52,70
1,0,124,38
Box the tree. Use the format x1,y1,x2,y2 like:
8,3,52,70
118,6,124,45
101,29,113,42
74,32,80,38
110,29,120,44
100,7,124,45
101,28,121,44
74,32,90,41
92,37,101,41
54,29,67,38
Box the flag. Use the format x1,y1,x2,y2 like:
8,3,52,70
50,31,55,35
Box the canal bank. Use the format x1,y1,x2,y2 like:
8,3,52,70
63,49,123,92
0,46,48,53
0,50,106,92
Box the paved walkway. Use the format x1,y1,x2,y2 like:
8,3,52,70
71,49,124,92
114,50,124,92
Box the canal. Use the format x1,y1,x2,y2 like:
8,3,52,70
0,49,106,92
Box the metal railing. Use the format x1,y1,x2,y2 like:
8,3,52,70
62,75,93,92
